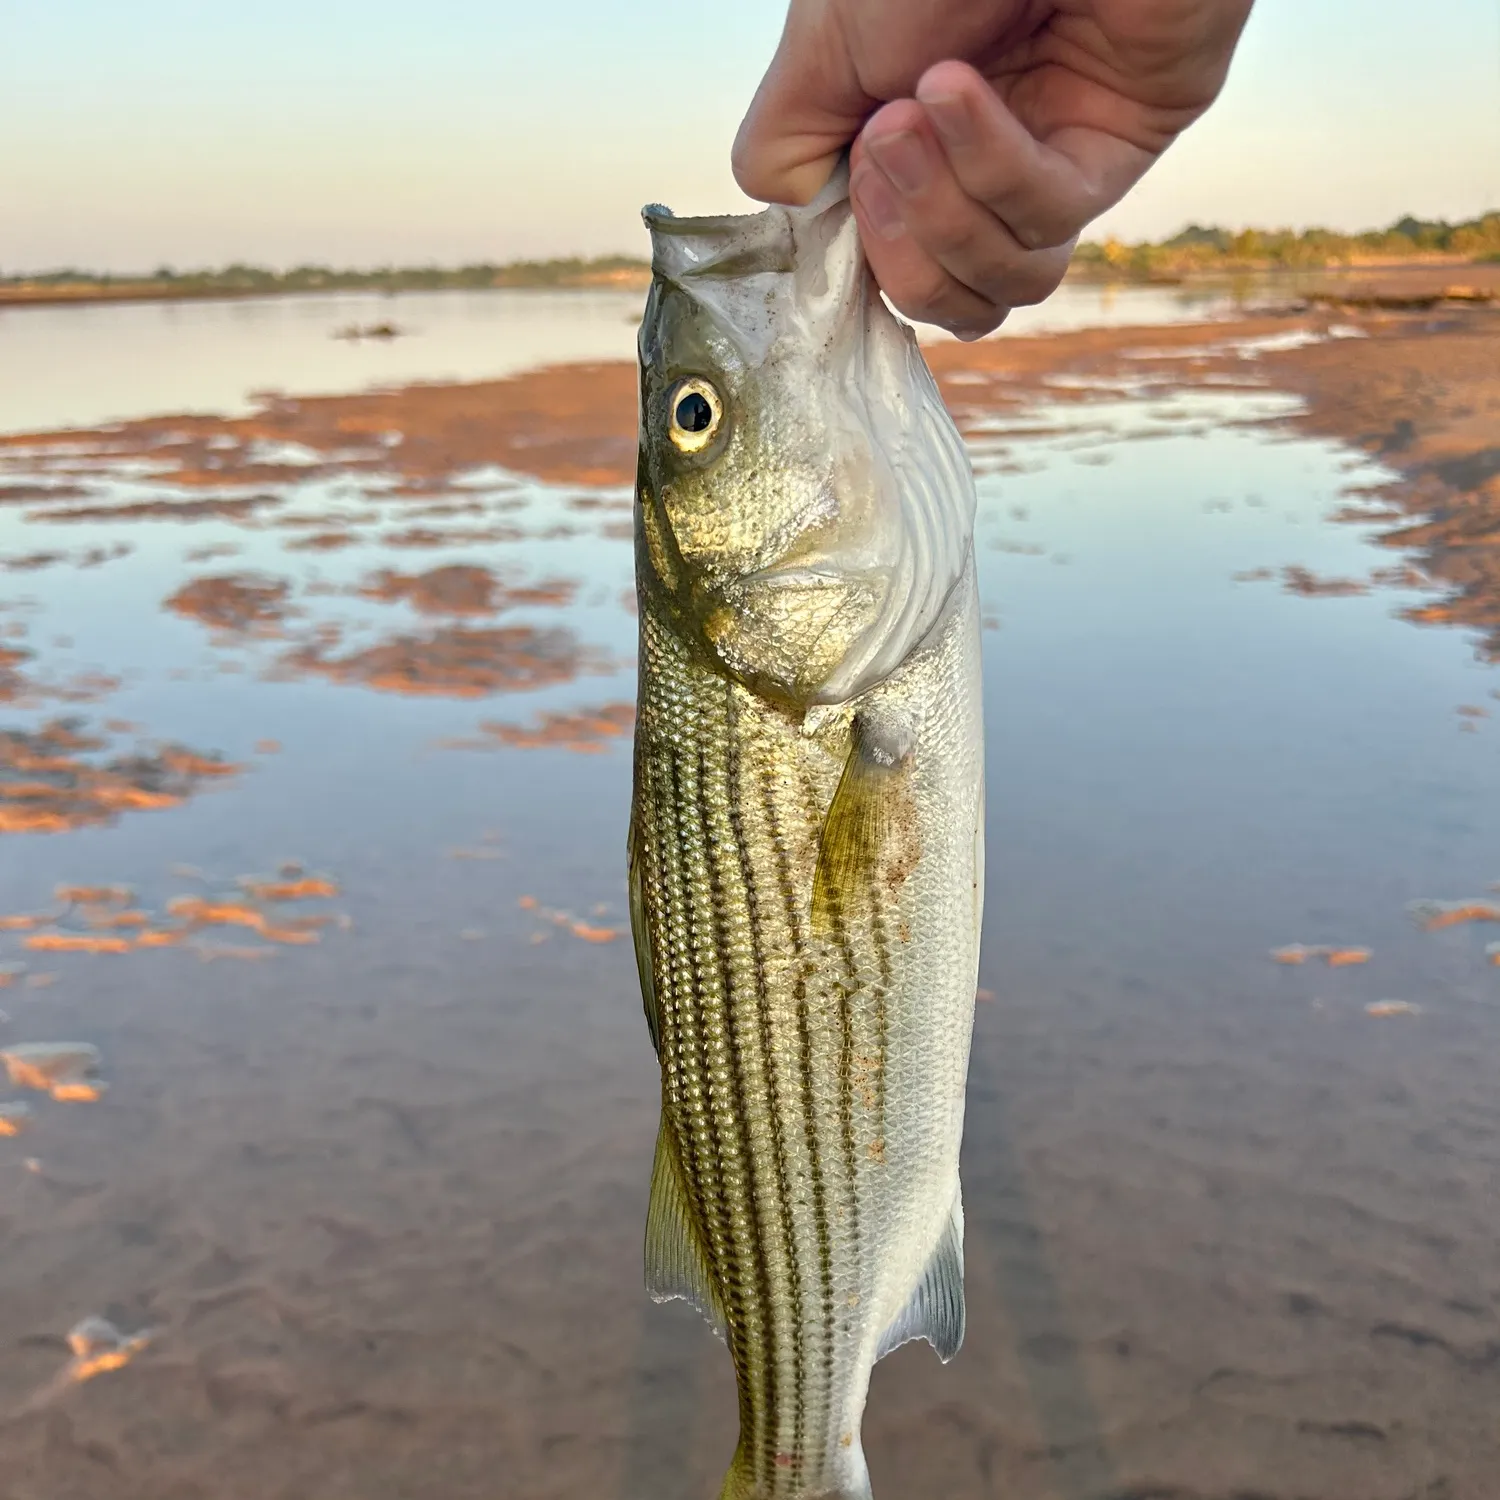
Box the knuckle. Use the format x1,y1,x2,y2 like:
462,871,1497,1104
900,265,959,320
967,240,1072,309
919,208,990,263
997,211,1077,252
991,260,1065,309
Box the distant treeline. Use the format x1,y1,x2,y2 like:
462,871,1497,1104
0,255,651,300
1076,210,1500,277
6,209,1499,304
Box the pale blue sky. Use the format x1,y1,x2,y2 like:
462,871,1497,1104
4,0,1498,272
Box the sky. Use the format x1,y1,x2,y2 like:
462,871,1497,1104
4,0,1499,273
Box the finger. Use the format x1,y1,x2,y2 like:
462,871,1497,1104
731,7,873,205
914,60,1158,248
848,158,1008,339
855,102,1074,320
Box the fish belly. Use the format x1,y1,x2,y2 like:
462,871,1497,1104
632,565,984,1498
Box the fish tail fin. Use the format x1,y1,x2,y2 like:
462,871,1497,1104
717,1441,873,1500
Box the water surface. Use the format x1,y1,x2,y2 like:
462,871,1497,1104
0,313,1497,1500
0,280,1244,435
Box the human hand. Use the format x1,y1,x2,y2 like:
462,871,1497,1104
733,0,1255,338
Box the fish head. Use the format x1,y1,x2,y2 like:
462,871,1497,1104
636,172,975,710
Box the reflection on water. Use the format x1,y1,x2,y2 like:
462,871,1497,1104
0,280,1249,436
356,565,577,617
455,704,637,755
0,719,238,833
0,308,1499,1497
2,1042,106,1101
278,623,612,698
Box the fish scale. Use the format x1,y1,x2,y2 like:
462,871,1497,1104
632,170,984,1500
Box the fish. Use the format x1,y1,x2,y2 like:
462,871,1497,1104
630,169,984,1500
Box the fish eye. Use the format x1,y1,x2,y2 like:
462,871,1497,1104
667,378,723,454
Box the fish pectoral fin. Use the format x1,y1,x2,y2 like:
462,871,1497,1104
628,813,660,1056
645,1121,727,1342
876,1188,966,1364
811,710,919,936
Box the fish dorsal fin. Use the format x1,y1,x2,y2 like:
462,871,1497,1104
876,1190,966,1364
811,710,919,936
627,813,660,1056
645,1122,727,1342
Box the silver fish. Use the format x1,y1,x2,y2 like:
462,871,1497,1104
630,170,984,1500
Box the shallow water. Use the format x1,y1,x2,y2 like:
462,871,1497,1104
1,318,1499,1499
0,280,1242,436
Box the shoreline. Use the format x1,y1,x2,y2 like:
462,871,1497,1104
0,277,652,313
4,259,1496,313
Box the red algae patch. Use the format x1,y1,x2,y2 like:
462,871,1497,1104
1408,899,1500,931
468,703,636,753
38,493,282,525
0,360,639,491
379,524,527,550
165,573,293,636
569,922,621,943
1281,566,1371,598
237,873,339,902
24,933,135,955
0,482,89,505
0,645,120,709
0,646,34,703
0,867,347,960
515,894,621,945
165,896,327,946
1271,944,1372,966
0,913,54,932
285,529,361,552
0,542,130,573
356,565,503,617
1,1042,105,1101
277,625,607,698
0,718,239,834
54,884,133,906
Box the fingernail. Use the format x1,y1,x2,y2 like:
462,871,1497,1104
852,166,906,241
923,90,971,148
866,129,930,197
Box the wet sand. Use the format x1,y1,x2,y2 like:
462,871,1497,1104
0,302,1499,1498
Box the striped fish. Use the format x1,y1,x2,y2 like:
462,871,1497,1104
630,171,984,1500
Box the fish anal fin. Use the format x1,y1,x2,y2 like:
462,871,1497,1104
645,1121,726,1342
628,813,660,1056
876,1189,965,1364
811,711,919,935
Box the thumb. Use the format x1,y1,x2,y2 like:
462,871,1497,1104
732,8,874,206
